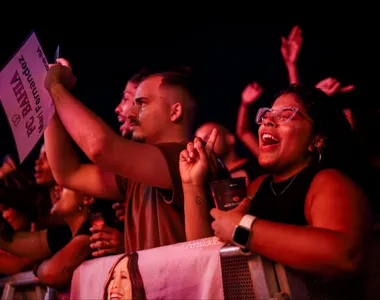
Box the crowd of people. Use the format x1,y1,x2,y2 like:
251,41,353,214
0,25,379,299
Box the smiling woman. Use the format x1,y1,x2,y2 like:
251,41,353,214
103,252,146,300
255,84,360,181
181,84,372,299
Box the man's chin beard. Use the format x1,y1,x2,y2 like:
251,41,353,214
130,133,146,143
132,137,146,143
121,129,146,143
122,131,133,140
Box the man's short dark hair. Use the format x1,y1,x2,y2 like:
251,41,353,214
129,67,151,85
156,68,198,125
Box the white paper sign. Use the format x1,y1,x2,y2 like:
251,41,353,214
0,32,55,163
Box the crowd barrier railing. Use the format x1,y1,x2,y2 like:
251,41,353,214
0,271,56,300
0,245,308,300
1,229,379,299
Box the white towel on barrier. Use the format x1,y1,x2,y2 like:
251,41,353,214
70,236,225,299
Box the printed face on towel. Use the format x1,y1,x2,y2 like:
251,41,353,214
103,252,146,300
108,256,132,300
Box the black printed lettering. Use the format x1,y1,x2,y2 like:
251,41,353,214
10,71,32,119
26,116,35,137
10,71,20,85
17,55,45,128
21,103,32,118
18,55,25,64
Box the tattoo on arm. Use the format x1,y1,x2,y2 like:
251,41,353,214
196,196,203,205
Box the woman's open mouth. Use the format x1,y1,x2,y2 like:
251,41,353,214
260,133,280,150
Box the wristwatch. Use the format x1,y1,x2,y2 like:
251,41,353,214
232,214,257,249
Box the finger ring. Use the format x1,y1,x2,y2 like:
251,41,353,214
106,241,110,247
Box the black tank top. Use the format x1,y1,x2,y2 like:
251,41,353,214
249,164,364,299
249,164,319,225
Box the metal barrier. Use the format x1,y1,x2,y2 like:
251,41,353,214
2,232,378,299
0,271,56,300
0,248,302,300
220,245,300,300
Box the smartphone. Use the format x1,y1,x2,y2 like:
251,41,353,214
210,177,247,211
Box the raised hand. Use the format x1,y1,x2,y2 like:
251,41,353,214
315,77,354,96
56,58,72,70
241,82,263,106
179,129,218,186
281,25,303,66
0,155,16,178
45,58,76,91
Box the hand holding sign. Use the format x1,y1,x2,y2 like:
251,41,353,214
44,61,76,92
179,128,218,186
56,58,72,69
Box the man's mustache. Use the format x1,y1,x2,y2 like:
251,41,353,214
129,119,140,126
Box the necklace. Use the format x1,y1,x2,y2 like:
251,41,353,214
270,174,298,196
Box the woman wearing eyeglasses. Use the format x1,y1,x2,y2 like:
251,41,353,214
180,84,371,299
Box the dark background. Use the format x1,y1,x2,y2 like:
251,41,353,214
1,22,378,171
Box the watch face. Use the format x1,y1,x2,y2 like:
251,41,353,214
233,226,250,246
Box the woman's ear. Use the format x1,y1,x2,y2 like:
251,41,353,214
308,134,325,153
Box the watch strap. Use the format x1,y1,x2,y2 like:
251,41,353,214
239,214,256,230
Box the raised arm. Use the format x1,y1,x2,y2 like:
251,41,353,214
315,77,354,96
45,114,123,200
236,82,262,158
315,77,355,129
179,130,220,240
280,25,303,84
44,64,173,190
0,155,16,179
